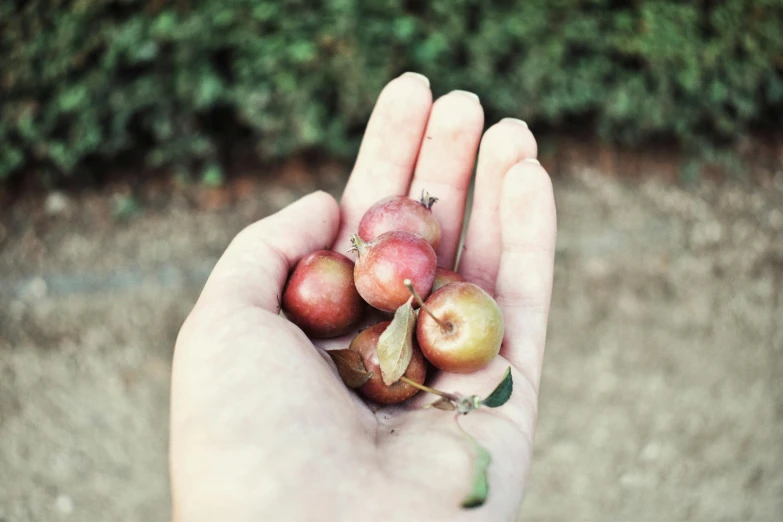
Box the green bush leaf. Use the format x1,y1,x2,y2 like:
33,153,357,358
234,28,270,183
201,164,224,187
112,194,141,221
2,0,781,183
481,367,513,408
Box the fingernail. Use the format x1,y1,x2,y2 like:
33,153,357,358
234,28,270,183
451,90,480,103
523,158,541,166
400,72,430,88
502,118,528,128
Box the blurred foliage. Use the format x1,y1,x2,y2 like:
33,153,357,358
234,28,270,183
1,0,782,183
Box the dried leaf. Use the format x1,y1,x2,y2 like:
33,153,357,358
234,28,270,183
377,297,416,385
328,349,372,388
460,431,492,508
481,366,513,408
426,396,456,411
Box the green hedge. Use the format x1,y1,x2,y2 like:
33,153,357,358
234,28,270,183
2,0,782,184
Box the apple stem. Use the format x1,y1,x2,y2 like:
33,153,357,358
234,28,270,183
403,279,452,332
348,234,366,256
420,189,439,209
400,376,459,401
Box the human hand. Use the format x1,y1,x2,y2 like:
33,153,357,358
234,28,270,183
170,73,556,521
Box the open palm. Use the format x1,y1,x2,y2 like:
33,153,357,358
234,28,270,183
170,73,556,522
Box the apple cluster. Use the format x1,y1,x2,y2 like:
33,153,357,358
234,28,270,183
281,193,505,405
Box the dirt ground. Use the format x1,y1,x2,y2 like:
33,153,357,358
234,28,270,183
1,159,782,521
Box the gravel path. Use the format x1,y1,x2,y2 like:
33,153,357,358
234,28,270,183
1,167,782,521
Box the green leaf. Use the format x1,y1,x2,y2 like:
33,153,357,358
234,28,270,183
201,164,223,187
327,349,372,389
376,297,416,385
460,433,492,508
481,367,513,408
112,194,141,221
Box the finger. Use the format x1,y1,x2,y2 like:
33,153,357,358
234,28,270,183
495,161,557,393
197,191,341,313
458,119,537,293
408,91,484,268
335,73,433,251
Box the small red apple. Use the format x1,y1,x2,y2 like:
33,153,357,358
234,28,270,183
358,194,441,249
431,267,465,292
349,321,427,404
352,231,436,312
416,282,504,373
282,250,364,338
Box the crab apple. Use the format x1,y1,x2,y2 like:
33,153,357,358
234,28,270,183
349,321,427,404
431,267,465,292
282,250,364,338
358,193,441,249
351,231,436,312
415,282,504,373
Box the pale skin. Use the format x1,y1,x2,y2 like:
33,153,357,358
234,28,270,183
170,73,557,521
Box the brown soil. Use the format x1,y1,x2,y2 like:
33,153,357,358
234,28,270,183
1,157,782,521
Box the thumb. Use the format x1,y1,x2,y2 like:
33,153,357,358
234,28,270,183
197,191,341,313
